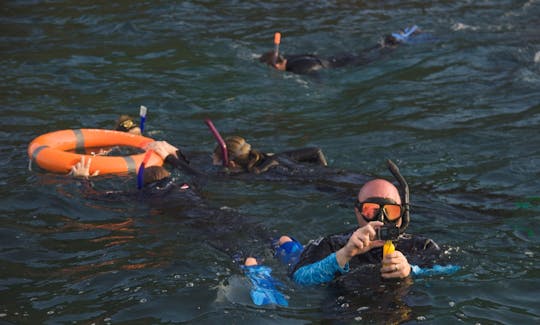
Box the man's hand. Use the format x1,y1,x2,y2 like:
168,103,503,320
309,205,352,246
336,221,385,268
145,141,179,160
381,250,411,279
69,156,99,178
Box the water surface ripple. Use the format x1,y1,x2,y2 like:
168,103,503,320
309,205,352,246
1,1,539,324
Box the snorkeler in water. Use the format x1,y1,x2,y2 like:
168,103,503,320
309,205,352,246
211,135,328,174
70,141,288,306
115,115,142,135
243,160,460,316
259,25,424,75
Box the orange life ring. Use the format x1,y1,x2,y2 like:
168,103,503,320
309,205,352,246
28,129,163,175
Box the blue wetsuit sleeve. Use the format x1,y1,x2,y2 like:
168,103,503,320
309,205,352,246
292,252,349,286
410,264,461,277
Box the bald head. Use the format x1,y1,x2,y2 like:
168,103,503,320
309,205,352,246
358,179,401,204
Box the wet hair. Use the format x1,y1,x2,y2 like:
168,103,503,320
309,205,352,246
143,166,171,185
213,136,263,171
115,115,139,132
259,51,285,66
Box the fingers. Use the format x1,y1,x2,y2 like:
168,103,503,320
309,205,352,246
145,141,178,159
381,251,411,278
349,227,378,255
85,157,92,169
69,156,94,178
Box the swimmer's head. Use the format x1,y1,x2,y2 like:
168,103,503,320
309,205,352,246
115,115,141,135
358,179,401,205
355,179,403,227
259,51,287,70
213,136,251,167
142,165,171,185
382,35,400,48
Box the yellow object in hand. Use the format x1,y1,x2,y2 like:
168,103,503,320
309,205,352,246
383,240,395,264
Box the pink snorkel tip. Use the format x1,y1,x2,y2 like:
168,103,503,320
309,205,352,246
205,119,229,167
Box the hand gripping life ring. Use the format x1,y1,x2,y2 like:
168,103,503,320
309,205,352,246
27,129,163,175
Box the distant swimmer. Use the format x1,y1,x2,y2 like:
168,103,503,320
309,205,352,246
115,115,142,135
115,106,148,135
259,25,427,75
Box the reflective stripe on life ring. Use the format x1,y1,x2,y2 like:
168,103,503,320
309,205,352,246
27,129,163,175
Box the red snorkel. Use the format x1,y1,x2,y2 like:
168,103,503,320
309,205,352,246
205,119,229,167
272,32,281,66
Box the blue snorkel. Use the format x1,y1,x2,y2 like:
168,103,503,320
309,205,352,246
137,150,154,189
139,105,147,134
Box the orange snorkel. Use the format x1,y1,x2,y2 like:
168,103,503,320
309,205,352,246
272,32,281,66
205,119,229,167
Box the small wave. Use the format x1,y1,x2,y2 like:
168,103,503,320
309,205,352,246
534,51,540,63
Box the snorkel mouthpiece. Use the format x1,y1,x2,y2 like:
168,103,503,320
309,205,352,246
387,159,410,233
205,119,229,167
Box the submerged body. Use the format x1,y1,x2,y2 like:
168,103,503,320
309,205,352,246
260,25,429,75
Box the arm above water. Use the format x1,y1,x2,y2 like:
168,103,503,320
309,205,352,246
145,141,204,176
292,252,349,286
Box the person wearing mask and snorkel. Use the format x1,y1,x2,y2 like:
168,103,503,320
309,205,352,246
243,160,459,314
115,115,142,135
211,135,328,175
70,140,290,307
259,25,426,75
115,106,149,135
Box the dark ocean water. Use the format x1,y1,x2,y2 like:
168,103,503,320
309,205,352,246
1,1,539,324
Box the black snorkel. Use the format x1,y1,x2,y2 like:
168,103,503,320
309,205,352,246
387,159,410,233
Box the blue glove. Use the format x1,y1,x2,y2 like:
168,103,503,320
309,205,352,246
392,25,419,42
242,265,288,306
411,264,461,276
275,237,303,267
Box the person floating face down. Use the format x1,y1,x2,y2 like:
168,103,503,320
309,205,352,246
212,135,328,174
259,25,423,75
70,140,198,181
69,140,205,210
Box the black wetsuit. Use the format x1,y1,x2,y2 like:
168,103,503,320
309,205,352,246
292,227,442,288
284,53,374,75
246,147,327,174
282,34,406,75
289,227,446,322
